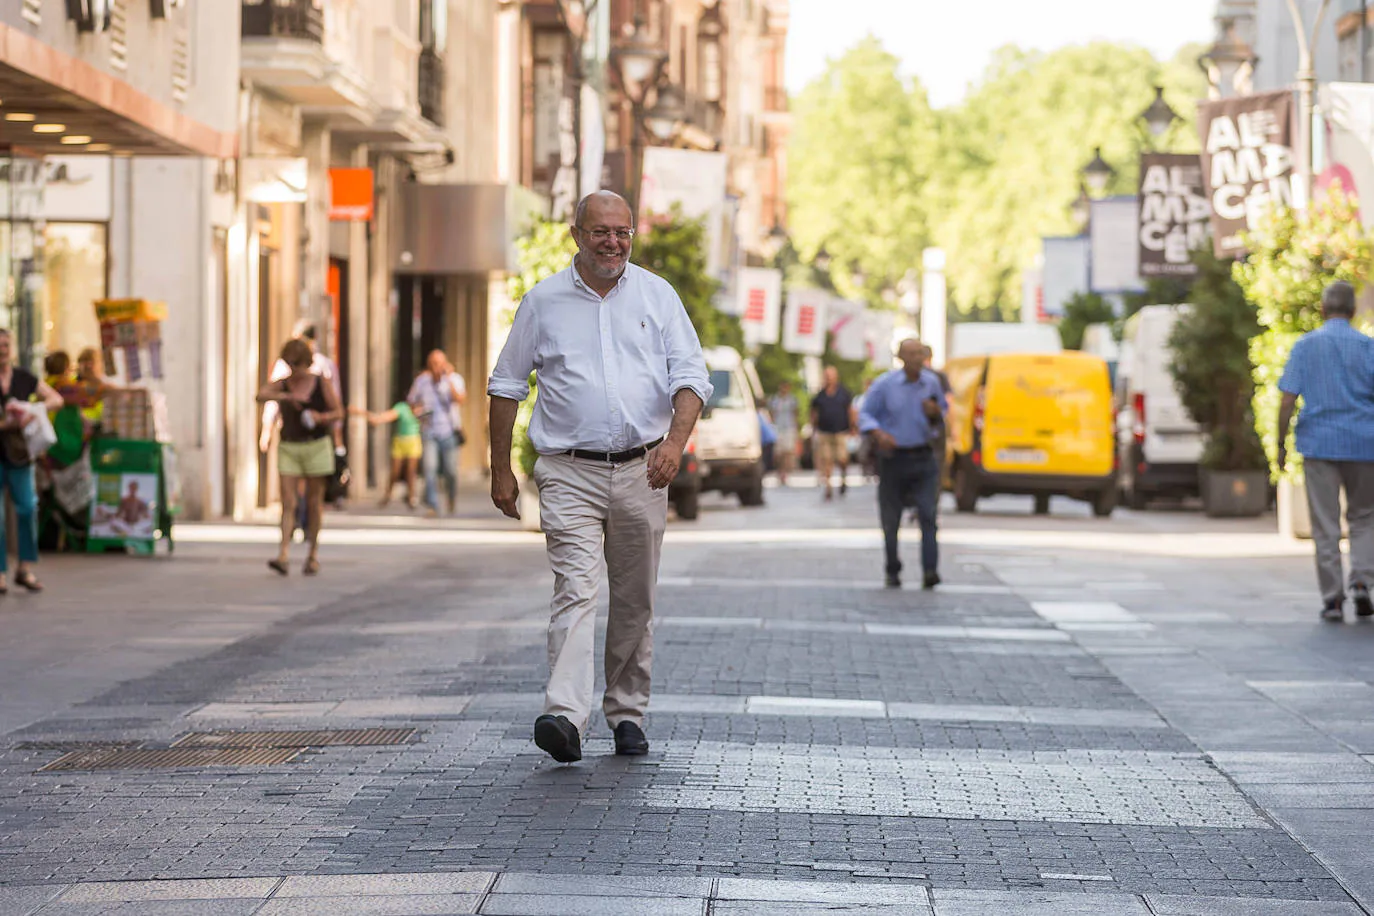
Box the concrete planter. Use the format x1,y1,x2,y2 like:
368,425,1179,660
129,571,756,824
1202,469,1268,518
518,478,542,533
1277,476,1311,539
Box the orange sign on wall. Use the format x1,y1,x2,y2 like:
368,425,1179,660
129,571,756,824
328,168,374,221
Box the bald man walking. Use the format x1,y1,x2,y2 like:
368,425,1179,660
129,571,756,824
488,192,713,763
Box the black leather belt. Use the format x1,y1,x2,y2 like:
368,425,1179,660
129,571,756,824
565,436,665,463
892,444,933,454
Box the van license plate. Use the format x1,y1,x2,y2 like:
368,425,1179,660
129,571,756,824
996,448,1048,465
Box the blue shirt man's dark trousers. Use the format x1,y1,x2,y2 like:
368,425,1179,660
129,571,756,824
878,446,940,578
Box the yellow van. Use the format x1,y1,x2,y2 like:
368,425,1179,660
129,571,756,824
944,352,1117,516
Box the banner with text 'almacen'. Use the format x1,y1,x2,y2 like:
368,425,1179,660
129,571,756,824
1197,89,1295,258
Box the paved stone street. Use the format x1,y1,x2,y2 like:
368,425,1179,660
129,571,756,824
1,478,1372,915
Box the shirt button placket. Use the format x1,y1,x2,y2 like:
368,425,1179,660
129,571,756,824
601,303,624,450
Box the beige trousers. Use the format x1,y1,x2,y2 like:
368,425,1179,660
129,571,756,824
532,452,668,733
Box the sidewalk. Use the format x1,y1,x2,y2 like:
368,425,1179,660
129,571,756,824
0,483,1371,914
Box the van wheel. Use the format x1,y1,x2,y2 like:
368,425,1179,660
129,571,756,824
738,464,766,507
674,487,701,520
954,461,979,513
1033,493,1051,515
1092,487,1117,518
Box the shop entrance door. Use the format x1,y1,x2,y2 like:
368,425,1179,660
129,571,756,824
391,275,445,404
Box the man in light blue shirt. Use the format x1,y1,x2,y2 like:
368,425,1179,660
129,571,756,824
487,191,712,764
1278,280,1374,622
859,338,948,590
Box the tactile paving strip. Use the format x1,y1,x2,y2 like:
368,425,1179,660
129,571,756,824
171,727,418,748
38,747,302,771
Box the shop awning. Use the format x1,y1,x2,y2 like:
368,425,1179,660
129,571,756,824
0,22,236,157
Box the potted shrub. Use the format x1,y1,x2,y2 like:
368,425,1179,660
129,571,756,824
1167,247,1268,517
1233,187,1374,535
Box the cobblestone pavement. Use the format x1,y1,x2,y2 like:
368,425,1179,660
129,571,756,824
1,479,1372,915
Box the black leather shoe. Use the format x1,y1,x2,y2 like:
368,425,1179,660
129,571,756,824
1353,584,1374,618
922,571,942,591
613,721,649,756
1321,601,1345,623
533,714,581,763
884,574,901,589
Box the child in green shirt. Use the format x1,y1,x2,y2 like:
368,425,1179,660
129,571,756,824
350,402,422,509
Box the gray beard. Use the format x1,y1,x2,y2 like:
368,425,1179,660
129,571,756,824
579,251,626,281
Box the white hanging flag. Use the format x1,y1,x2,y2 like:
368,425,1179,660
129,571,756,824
738,267,783,347
863,310,898,364
782,289,829,356
827,299,867,361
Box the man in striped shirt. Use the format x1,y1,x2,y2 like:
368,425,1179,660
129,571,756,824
1277,281,1374,622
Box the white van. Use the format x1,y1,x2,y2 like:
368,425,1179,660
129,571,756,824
1115,305,1203,508
948,322,1063,359
669,346,765,518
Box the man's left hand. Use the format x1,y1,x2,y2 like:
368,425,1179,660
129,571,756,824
647,440,682,490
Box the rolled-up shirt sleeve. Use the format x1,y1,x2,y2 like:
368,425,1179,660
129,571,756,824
858,379,886,434
662,290,714,405
1278,339,1306,396
487,298,539,402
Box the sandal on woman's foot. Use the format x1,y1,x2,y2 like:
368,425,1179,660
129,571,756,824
0,577,9,595
267,559,289,576
302,557,320,576
15,571,42,592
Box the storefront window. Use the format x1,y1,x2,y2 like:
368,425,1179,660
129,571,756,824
0,152,46,370
40,223,107,365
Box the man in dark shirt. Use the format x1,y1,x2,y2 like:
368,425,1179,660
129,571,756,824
811,366,854,500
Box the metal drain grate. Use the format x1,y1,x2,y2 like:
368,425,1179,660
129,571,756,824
15,740,142,752
39,747,302,771
171,727,418,749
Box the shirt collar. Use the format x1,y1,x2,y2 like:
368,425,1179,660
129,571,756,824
570,259,630,298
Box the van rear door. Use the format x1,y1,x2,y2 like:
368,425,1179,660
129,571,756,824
982,354,1114,478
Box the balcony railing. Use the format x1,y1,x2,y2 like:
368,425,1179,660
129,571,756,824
242,0,324,42
419,49,446,126
764,88,789,113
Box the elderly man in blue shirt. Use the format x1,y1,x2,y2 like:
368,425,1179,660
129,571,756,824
859,338,949,590
1277,280,1374,622
487,191,712,763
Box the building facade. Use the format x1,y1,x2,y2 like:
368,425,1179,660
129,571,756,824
1,0,238,520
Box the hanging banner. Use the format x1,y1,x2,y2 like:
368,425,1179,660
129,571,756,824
1089,196,1143,294
738,267,782,347
1198,89,1296,257
827,299,867,362
781,289,829,356
1138,153,1210,277
863,310,897,364
1318,82,1374,227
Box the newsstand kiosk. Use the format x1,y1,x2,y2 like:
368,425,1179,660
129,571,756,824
84,298,177,555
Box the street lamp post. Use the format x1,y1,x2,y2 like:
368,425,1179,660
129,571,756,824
1139,85,1180,143
1283,0,1332,208
1199,17,1259,100
610,16,667,215
1082,147,1116,195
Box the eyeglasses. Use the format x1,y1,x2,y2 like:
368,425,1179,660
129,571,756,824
577,226,635,242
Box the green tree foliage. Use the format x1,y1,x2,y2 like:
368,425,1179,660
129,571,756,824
933,43,1206,318
507,219,577,307
1166,248,1264,471
786,38,937,302
634,208,742,350
1232,187,1374,477
1058,292,1115,350
788,37,1207,319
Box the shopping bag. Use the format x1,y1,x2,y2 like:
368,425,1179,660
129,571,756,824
19,403,57,460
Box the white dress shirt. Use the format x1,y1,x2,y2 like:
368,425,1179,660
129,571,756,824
488,262,713,454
